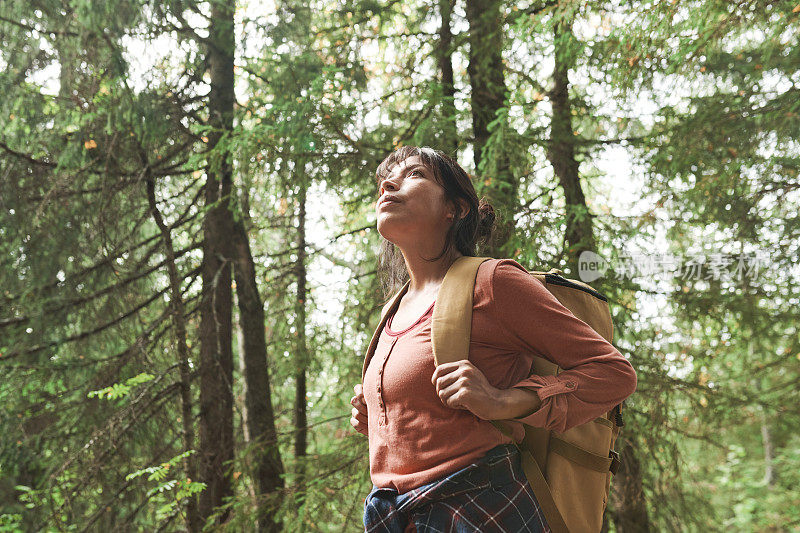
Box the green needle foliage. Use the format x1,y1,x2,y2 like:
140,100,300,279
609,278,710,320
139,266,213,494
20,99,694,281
1,0,797,531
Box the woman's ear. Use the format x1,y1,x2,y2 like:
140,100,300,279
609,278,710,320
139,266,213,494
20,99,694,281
447,199,469,220
457,198,470,218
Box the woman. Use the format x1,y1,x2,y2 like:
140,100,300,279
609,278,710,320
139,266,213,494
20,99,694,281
350,146,637,532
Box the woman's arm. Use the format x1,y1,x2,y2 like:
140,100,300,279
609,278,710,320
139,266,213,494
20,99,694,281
490,259,637,433
432,361,542,420
497,387,543,419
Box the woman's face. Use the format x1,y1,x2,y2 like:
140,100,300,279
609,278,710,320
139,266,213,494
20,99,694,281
375,155,454,246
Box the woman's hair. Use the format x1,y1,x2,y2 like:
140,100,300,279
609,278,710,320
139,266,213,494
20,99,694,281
375,145,496,297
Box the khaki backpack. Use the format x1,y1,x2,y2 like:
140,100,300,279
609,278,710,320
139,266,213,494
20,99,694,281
361,256,624,533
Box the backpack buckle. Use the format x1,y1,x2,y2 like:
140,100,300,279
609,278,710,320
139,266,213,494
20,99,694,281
608,449,621,475
613,404,625,427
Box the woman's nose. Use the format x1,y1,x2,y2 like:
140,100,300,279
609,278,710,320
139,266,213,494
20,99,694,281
381,176,399,192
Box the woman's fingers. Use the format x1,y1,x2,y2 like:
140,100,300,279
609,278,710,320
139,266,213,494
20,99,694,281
350,393,366,407
430,362,460,386
433,371,462,393
437,383,464,409
350,394,367,413
352,407,367,423
350,408,368,436
350,384,369,436
351,384,367,411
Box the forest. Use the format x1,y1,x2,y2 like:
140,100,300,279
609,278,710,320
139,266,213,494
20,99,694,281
1,0,798,531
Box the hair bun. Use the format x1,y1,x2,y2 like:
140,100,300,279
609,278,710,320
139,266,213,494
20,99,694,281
478,199,495,225
476,198,496,241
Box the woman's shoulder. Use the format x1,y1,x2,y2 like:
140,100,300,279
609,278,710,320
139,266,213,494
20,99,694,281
476,257,533,286
474,257,542,306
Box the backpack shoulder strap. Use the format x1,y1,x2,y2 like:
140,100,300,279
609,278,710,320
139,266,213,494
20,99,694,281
361,279,411,380
432,256,572,533
431,255,491,365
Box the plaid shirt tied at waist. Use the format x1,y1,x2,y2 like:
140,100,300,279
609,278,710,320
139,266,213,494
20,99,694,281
363,444,551,533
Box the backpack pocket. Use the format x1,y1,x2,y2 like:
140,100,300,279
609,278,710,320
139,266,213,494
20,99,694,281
545,416,614,533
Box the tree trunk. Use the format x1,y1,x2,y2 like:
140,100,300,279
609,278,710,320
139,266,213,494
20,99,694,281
741,256,776,490
236,319,251,445
437,0,458,156
293,166,309,474
57,7,76,101
546,14,596,274
198,0,236,524
226,96,285,531
611,441,652,533
753,374,775,489
465,0,515,255
231,211,285,531
761,421,775,488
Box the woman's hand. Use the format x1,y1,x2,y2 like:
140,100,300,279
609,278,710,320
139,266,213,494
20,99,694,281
432,361,541,420
350,383,368,436
431,361,505,420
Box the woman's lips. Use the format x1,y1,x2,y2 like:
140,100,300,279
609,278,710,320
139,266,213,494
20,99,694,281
378,196,401,208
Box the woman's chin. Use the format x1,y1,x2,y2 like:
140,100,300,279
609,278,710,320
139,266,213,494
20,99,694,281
377,217,404,236
376,224,409,245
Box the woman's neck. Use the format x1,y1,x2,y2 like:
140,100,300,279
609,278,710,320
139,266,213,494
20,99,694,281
398,246,463,295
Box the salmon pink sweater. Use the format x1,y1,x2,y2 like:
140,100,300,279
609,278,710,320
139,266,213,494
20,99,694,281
362,258,637,494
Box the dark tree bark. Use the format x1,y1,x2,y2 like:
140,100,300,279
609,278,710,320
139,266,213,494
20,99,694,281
465,0,515,255
611,441,652,533
546,15,597,274
231,209,285,532
761,420,775,487
437,0,458,156
197,0,236,523
293,167,309,472
197,2,285,528
465,0,506,172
